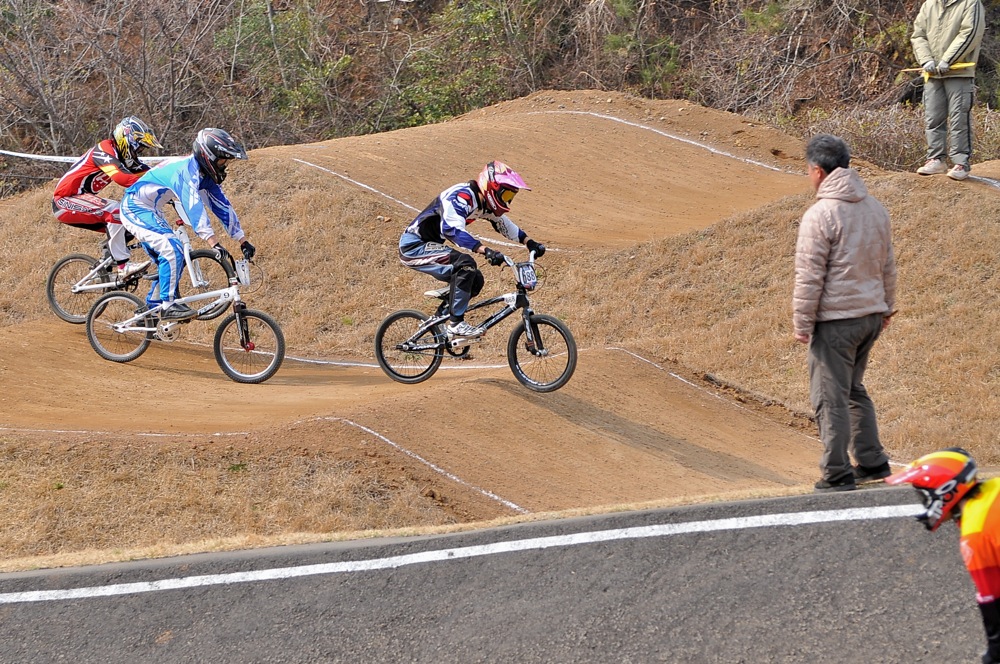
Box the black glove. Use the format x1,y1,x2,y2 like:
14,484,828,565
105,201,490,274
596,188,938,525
213,244,233,263
241,240,256,261
483,247,505,266
526,239,546,258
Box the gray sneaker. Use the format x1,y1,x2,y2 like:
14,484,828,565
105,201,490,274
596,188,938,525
446,320,483,338
947,163,970,181
916,158,948,175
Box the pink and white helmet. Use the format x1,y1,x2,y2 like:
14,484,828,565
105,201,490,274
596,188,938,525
477,161,530,216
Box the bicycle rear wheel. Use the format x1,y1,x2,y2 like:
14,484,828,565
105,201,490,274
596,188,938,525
213,309,285,383
86,291,153,363
507,314,577,392
47,254,108,324
375,310,444,384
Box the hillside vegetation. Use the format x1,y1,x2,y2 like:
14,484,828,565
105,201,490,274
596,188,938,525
5,0,1000,194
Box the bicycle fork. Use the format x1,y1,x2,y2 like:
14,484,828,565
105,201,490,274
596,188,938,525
520,307,548,357
234,302,254,351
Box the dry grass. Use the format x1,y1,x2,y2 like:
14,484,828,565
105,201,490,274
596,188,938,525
0,434,455,568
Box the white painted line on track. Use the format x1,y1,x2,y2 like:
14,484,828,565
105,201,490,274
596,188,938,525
607,348,903,467
522,110,797,174
322,417,527,514
284,353,504,371
607,346,821,446
0,504,922,604
293,158,419,212
969,175,1000,190
0,427,248,438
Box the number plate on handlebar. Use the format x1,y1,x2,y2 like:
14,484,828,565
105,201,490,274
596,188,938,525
516,263,537,290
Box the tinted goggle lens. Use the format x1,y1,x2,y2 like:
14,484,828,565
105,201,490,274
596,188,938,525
499,187,517,205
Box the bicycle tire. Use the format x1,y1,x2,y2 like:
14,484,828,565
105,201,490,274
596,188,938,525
46,254,107,324
213,309,285,383
375,309,444,384
86,291,153,363
507,313,577,392
186,249,232,321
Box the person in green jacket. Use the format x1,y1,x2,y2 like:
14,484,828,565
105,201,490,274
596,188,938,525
912,0,985,181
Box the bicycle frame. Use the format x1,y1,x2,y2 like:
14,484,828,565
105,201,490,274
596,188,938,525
109,283,241,336
405,254,541,353
69,253,118,294
67,224,209,296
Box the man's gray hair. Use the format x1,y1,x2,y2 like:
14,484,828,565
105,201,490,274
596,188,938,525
805,134,851,174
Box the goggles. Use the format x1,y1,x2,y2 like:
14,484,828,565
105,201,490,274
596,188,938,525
498,186,518,206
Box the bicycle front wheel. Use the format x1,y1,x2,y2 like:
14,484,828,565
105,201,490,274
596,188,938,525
86,291,152,363
507,314,577,392
47,254,107,324
213,309,285,383
374,309,444,384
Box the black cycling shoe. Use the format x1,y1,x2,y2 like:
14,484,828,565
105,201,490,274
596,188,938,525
814,475,857,493
853,462,892,483
160,303,197,321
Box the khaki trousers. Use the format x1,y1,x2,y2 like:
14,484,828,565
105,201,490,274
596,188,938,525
924,76,975,166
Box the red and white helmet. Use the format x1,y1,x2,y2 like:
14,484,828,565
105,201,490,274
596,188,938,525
477,161,530,216
886,447,979,531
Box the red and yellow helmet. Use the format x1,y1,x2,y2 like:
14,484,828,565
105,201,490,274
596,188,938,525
476,161,529,216
886,447,979,531
113,116,162,166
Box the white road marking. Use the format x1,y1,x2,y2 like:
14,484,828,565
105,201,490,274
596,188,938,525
0,504,922,604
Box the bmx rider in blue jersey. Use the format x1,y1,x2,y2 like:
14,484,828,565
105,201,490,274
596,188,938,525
120,128,255,321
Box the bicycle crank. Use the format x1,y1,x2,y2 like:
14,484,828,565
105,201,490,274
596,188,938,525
156,321,183,342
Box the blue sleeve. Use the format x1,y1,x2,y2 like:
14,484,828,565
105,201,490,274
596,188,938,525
439,186,481,251
200,180,245,242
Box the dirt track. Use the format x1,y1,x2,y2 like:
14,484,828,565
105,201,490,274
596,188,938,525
0,318,820,514
0,90,828,563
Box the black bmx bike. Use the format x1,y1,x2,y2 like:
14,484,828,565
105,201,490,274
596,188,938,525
374,251,577,392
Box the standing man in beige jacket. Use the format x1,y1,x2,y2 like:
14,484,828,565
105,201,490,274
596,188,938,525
793,134,897,493
912,0,985,181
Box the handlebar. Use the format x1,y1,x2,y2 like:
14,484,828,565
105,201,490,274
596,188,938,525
499,250,536,268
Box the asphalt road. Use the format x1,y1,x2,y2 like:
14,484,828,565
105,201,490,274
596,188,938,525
0,488,983,663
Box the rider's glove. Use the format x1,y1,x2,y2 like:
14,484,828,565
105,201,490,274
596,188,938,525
213,244,233,263
241,240,256,261
483,247,505,266
526,239,546,258
922,61,938,75
936,61,950,75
